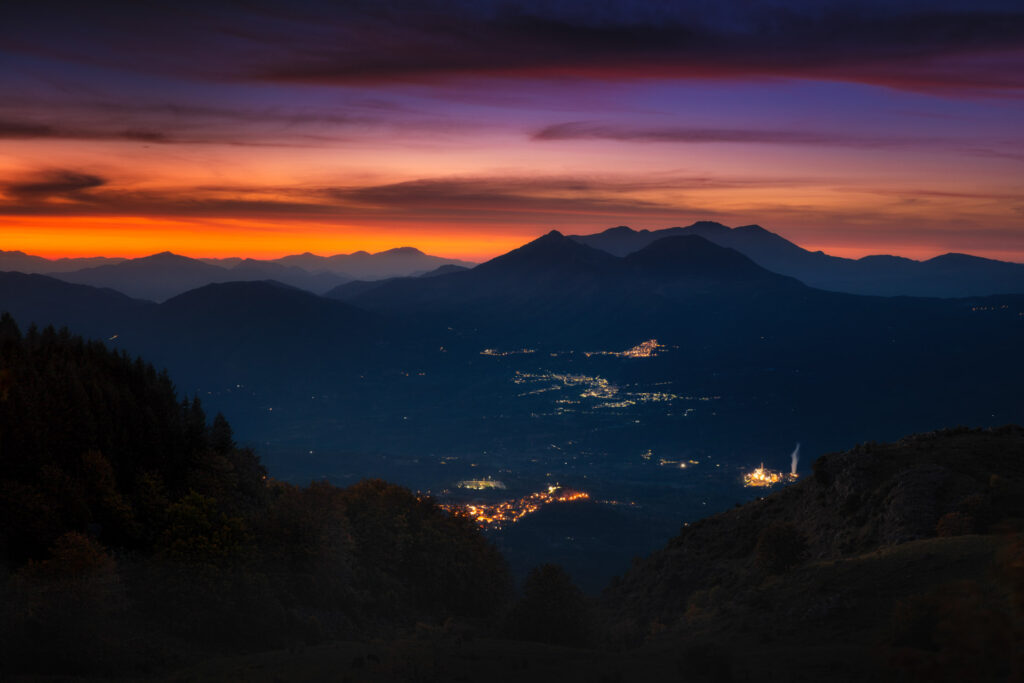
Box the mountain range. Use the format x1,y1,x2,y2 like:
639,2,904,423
326,231,815,346
4,230,1022,376
0,247,476,302
571,222,1024,298
3,221,1024,303
3,230,1021,419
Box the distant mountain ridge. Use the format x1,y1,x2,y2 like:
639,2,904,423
8,223,1022,299
272,247,476,280
0,250,125,273
327,230,834,346
2,231,1023,483
335,230,801,311
570,222,1024,297
0,247,477,302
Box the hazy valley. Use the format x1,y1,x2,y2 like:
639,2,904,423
3,224,1023,590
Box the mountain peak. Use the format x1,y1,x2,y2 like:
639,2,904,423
139,251,190,263
376,246,425,256
600,226,636,236
925,252,988,266
477,229,615,275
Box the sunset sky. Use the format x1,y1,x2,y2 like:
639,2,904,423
2,0,1023,262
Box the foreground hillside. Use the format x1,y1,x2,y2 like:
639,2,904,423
0,315,509,677
601,426,1024,681
19,427,1014,683
133,428,1023,683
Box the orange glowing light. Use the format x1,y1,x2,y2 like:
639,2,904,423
439,485,591,530
743,463,799,488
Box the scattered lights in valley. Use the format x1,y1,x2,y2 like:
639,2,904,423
513,371,618,400
585,339,664,358
511,369,717,414
440,485,590,530
456,478,507,490
480,348,536,356
482,339,665,360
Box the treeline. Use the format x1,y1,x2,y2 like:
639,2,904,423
0,314,515,675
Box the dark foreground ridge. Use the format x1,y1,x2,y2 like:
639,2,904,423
1,313,1022,682
0,314,509,677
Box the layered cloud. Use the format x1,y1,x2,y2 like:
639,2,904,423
0,98,435,147
2,169,1017,242
1,1,1021,261
5,1,1024,93
5,170,107,200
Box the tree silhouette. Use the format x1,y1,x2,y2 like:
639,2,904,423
503,563,592,646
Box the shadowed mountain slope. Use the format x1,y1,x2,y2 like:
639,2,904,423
225,259,350,294
135,281,379,390
572,222,1024,297
336,231,809,344
54,252,232,302
0,271,152,339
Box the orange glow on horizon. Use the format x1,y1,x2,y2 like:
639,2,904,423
2,215,1022,265
0,216,530,262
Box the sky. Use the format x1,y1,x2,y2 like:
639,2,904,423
1,0,1023,262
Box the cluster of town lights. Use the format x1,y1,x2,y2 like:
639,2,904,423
441,485,589,530
743,463,799,488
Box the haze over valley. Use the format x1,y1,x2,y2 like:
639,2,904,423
4,224,1023,587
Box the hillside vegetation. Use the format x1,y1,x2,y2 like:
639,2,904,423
601,426,1024,681
0,314,509,676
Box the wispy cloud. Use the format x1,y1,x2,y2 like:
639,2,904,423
532,122,935,148
0,98,455,147
0,108,359,147
5,170,107,200
1,171,729,221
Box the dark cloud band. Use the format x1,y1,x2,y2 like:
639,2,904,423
6,170,107,200
3,1,1024,92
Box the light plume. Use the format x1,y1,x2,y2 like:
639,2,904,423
791,443,800,476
